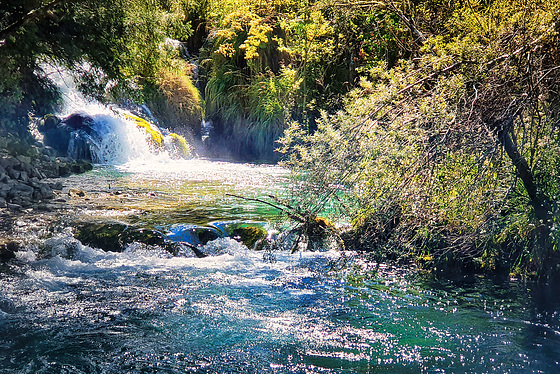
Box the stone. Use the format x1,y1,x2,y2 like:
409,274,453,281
0,241,18,262
41,114,60,131
20,197,32,208
16,155,31,165
8,183,34,199
19,171,29,183
36,203,53,211
68,188,86,197
8,169,20,180
58,163,70,177
0,156,16,170
74,222,177,254
40,185,55,199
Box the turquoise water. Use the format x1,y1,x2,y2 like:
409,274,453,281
0,162,559,373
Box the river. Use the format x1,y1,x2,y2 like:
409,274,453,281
0,158,559,373
1,77,559,372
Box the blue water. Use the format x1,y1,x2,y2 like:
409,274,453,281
1,243,559,373
0,162,559,373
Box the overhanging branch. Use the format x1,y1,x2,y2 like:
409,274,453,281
0,0,72,41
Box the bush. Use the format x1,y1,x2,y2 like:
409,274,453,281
280,0,560,281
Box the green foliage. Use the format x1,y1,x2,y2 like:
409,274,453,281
143,60,204,136
200,0,418,159
0,0,201,137
281,0,560,280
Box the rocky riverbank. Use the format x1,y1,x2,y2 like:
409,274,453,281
0,139,92,262
0,142,92,212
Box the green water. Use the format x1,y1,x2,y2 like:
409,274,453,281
0,161,559,373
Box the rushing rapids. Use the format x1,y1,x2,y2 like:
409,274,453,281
0,71,559,373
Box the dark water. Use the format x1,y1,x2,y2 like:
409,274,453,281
0,163,559,373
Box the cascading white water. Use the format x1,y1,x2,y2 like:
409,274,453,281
46,66,177,167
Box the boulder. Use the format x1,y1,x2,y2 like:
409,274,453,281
73,222,178,254
40,114,95,160
8,183,34,199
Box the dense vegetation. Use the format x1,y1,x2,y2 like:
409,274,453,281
0,0,201,144
2,0,560,280
280,0,560,282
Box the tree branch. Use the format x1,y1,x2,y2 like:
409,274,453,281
0,0,72,41
226,193,305,223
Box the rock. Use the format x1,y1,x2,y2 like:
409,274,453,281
20,197,32,208
63,113,95,130
73,222,176,254
73,222,128,252
51,181,64,190
8,169,20,180
165,224,221,247
40,114,60,131
0,155,16,170
6,203,21,211
68,188,85,197
71,160,93,173
19,171,29,183
8,183,34,199
15,155,31,165
57,162,71,177
40,114,96,160
0,297,16,314
35,203,53,211
39,185,55,199
209,221,268,249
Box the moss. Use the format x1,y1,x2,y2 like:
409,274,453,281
144,62,204,136
73,222,178,254
231,225,267,249
120,111,164,147
167,132,192,158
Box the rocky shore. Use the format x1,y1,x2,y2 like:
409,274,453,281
0,139,93,262
0,144,92,212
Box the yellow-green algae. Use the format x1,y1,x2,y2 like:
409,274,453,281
167,132,192,158
116,109,192,158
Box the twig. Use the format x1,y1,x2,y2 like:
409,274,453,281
226,193,305,222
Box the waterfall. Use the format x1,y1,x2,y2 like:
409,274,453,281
45,65,190,168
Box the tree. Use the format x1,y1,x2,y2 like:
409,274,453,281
0,0,198,137
280,0,560,281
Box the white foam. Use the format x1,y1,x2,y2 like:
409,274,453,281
45,65,178,167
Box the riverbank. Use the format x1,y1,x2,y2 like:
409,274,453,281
0,145,92,209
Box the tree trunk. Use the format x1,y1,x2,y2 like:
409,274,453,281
498,118,555,281
498,123,552,223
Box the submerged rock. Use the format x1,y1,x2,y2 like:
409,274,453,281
73,222,178,254
165,224,221,248
209,221,268,249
